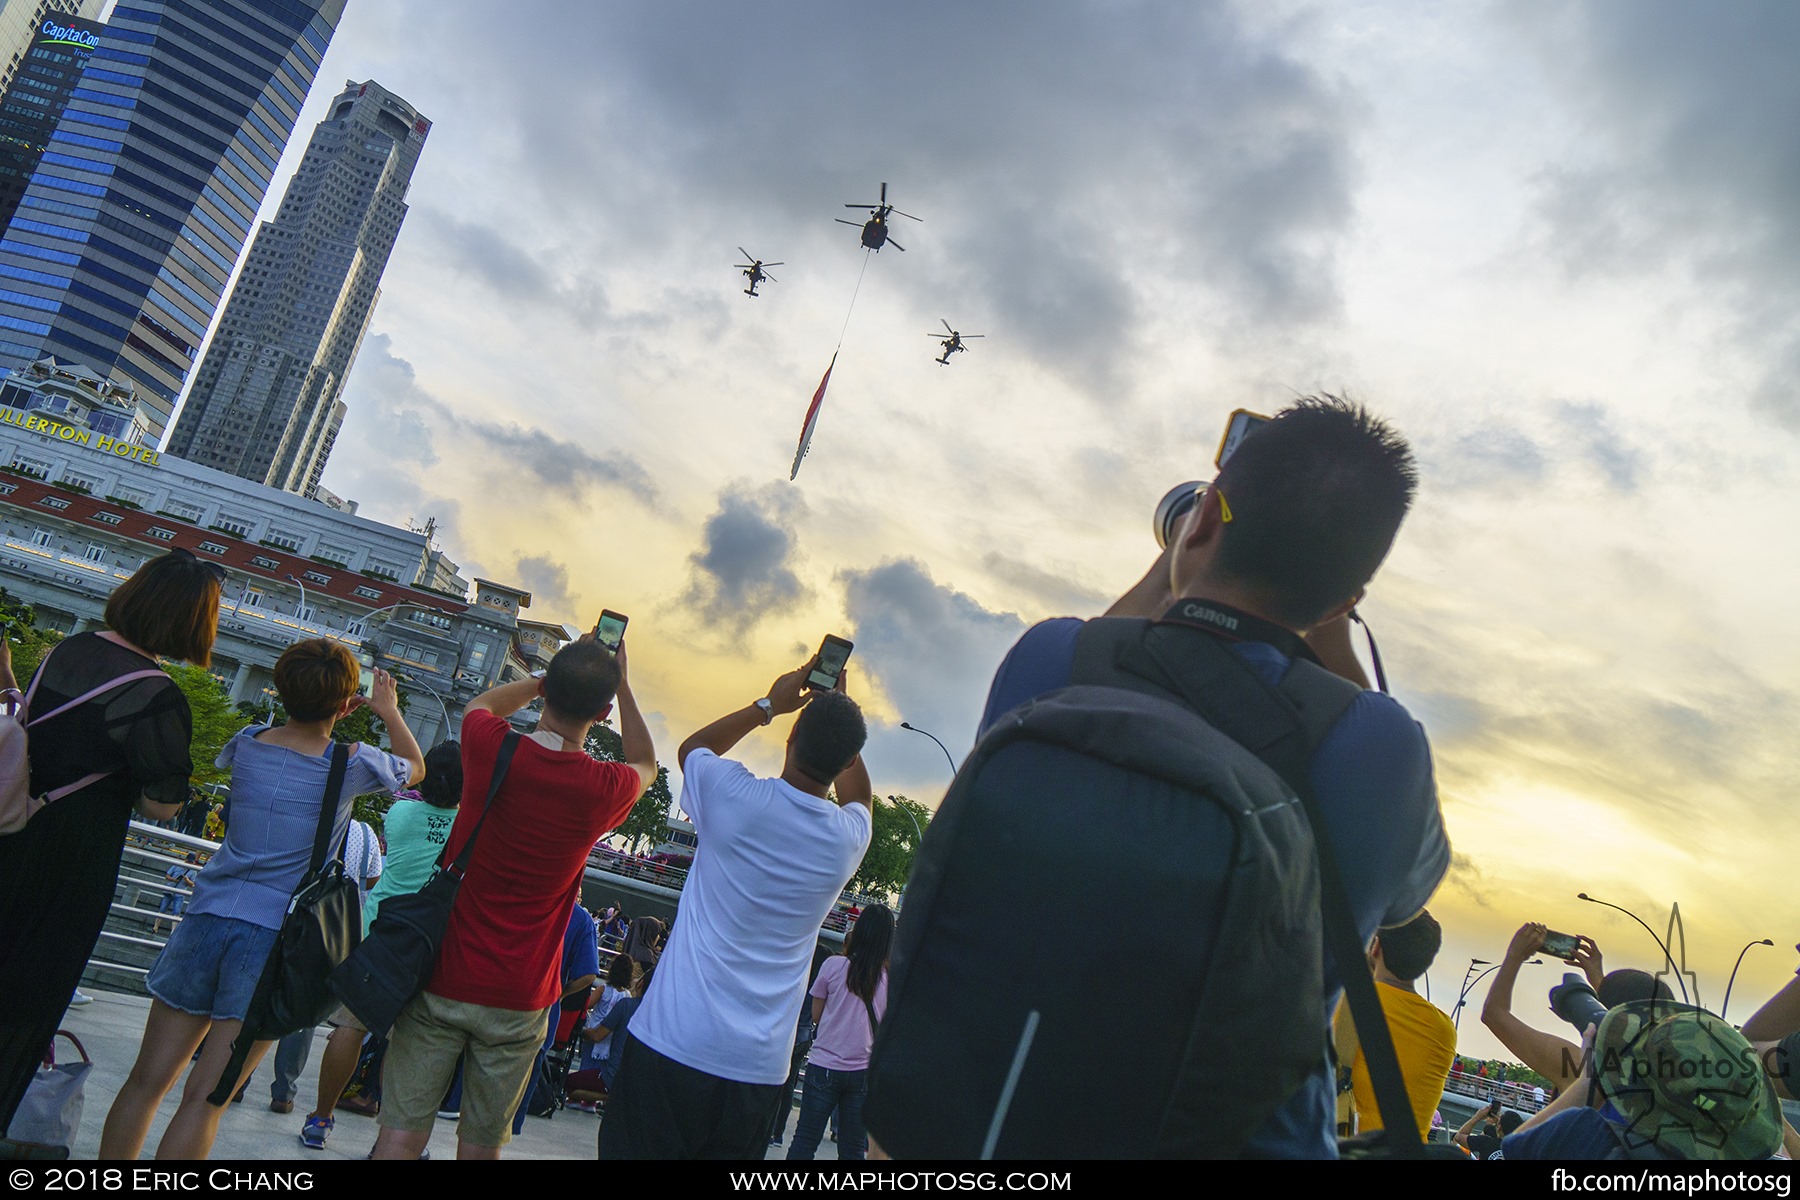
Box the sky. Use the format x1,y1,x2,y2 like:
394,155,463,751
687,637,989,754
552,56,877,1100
176,1,1800,1062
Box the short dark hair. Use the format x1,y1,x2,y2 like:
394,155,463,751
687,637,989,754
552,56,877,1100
543,639,621,721
791,691,867,784
1211,395,1418,628
1597,968,1673,1008
1375,909,1441,981
1498,1110,1524,1135
604,951,636,990
273,638,359,721
418,740,463,808
104,550,222,666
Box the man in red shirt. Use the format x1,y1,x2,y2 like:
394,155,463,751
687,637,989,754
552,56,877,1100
372,638,655,1160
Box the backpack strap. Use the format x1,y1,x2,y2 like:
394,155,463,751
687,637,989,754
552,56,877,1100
438,731,521,878
17,642,171,806
1073,617,1426,1157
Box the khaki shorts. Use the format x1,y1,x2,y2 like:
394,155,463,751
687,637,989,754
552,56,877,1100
327,1004,366,1033
380,990,551,1148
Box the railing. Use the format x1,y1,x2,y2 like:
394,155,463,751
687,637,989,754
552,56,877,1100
1442,1070,1549,1113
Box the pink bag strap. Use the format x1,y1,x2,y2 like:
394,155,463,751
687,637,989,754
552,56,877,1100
19,644,170,805
43,1030,91,1069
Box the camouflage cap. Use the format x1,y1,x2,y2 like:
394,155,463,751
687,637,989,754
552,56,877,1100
1594,1000,1781,1160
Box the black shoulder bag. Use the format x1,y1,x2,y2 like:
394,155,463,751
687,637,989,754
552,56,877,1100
329,731,521,1038
208,742,360,1106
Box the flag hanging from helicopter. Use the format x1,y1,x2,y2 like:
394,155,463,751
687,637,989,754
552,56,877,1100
790,352,837,481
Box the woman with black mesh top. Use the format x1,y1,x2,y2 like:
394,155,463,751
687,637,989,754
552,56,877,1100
0,549,220,1139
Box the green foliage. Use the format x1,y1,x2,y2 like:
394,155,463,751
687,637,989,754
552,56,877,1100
352,791,394,836
848,794,932,900
162,662,252,787
0,589,62,683
586,722,674,852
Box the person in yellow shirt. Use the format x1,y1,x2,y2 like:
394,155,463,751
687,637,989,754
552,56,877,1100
1348,909,1457,1136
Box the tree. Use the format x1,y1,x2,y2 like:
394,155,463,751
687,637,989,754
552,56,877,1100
585,722,674,853
163,662,252,787
848,794,932,900
0,589,61,683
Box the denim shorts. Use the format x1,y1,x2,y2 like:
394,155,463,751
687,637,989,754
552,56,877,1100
145,911,279,1022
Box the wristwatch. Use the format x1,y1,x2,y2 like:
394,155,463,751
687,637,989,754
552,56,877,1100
753,697,774,725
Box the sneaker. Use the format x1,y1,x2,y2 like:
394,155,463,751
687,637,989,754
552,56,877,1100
299,1115,333,1150
68,991,92,1007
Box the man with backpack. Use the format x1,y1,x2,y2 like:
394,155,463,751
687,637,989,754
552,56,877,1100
864,397,1449,1158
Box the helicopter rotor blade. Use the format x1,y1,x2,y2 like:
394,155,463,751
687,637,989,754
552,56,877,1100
892,209,923,222
961,334,985,339
738,247,753,260
886,237,905,251
844,203,877,209
762,271,777,282
880,181,887,204
763,262,784,267
834,218,863,227
941,319,954,334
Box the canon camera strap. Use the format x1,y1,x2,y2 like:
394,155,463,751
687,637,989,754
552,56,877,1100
1156,599,1322,668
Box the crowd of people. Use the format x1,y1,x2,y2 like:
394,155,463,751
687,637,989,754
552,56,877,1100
0,398,1795,1162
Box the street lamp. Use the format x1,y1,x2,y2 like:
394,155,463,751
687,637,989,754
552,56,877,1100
394,670,453,739
1576,893,1688,1004
283,574,308,623
1454,959,1540,1030
1722,938,1774,1020
899,721,957,777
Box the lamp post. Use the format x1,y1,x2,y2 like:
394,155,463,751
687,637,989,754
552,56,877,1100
1722,938,1774,1020
394,670,453,741
1576,893,1688,1004
899,721,957,777
283,574,308,623
1454,959,1540,1030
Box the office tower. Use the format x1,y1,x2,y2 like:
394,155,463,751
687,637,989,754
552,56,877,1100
0,0,347,443
0,12,101,236
167,79,428,496
0,0,103,97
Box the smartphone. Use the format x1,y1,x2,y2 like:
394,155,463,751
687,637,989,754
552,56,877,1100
594,609,628,652
806,634,854,691
1215,408,1272,469
358,665,374,695
1541,930,1580,960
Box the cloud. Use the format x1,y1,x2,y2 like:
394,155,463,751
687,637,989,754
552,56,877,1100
1517,2,1800,427
416,210,609,329
680,483,811,636
840,560,1028,789
980,551,1110,618
513,553,576,623
329,334,657,507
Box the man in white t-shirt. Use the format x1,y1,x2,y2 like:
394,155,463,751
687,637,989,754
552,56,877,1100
599,661,872,1160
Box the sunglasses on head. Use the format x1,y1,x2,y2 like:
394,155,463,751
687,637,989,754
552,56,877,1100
170,547,228,584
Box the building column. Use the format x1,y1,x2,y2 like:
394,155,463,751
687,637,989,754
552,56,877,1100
228,661,253,704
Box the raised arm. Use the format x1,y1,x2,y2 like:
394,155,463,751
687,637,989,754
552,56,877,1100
1741,951,1800,1041
1481,922,1583,1088
678,663,810,768
612,644,656,796
834,755,872,814
366,668,424,785
467,674,543,720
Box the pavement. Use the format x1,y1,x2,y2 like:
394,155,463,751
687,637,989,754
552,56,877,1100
50,988,838,1162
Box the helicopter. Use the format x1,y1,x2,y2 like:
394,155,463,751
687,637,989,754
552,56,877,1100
931,319,984,364
736,248,782,297
836,181,921,252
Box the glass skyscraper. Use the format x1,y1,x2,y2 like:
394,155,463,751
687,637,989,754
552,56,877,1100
0,13,103,237
166,78,428,496
0,0,347,443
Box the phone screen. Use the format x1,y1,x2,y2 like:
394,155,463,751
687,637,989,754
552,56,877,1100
1541,930,1580,960
806,636,853,691
1215,408,1272,469
358,664,374,695
595,610,628,652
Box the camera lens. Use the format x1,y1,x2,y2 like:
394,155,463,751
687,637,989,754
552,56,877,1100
1154,481,1207,550
1548,972,1608,1032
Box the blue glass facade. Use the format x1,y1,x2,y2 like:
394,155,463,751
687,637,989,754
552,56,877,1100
0,0,347,442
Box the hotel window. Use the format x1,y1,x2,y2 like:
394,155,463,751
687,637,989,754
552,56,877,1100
345,620,365,637
418,650,440,668
243,590,263,608
303,571,330,586
198,541,227,555
297,605,315,622
466,641,490,673
166,501,203,522
30,530,51,548
314,546,350,567
250,555,280,570
91,512,120,526
11,456,49,478
111,487,148,508
83,544,104,562
61,473,96,492
0,482,14,495
147,528,175,542
352,586,381,601
214,516,252,538
37,496,68,510
265,530,302,552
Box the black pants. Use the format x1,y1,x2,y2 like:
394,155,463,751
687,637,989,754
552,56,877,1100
598,1038,783,1160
